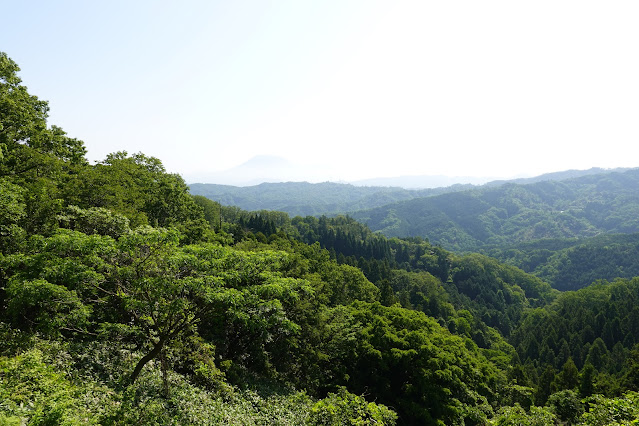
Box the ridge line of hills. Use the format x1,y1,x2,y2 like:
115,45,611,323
189,166,631,217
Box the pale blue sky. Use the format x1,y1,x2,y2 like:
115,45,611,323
3,1,639,184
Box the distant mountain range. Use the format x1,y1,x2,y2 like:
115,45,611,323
189,166,630,218
350,175,497,188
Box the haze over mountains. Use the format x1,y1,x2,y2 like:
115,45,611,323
185,156,328,186
185,155,503,187
186,155,631,190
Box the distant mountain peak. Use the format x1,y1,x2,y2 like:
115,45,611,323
188,155,322,186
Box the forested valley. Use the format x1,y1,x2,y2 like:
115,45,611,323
2,52,639,425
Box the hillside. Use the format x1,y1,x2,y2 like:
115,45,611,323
484,167,632,187
351,168,639,252
484,233,639,291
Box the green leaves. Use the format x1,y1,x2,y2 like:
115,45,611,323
63,152,210,242
308,387,397,425
0,348,106,424
0,52,87,182
490,405,557,426
57,205,131,239
580,392,639,426
0,178,26,252
317,302,499,425
6,279,91,336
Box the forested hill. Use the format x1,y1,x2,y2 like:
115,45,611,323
483,167,632,187
485,233,639,291
351,168,639,252
189,181,474,216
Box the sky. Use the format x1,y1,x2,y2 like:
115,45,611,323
3,1,639,185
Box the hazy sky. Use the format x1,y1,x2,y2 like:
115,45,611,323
3,1,639,183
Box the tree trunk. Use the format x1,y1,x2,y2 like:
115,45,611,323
160,349,170,398
129,336,166,384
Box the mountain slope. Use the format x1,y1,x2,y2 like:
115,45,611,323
484,232,639,291
351,168,639,252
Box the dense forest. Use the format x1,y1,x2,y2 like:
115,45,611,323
2,51,639,425
483,233,639,291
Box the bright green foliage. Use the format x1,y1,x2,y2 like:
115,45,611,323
0,52,86,177
390,269,454,321
65,152,209,243
57,205,131,238
318,302,499,425
548,389,584,423
3,228,210,379
0,342,323,425
2,225,320,386
308,387,397,425
6,278,91,336
181,244,313,378
579,392,639,426
490,405,557,426
111,227,214,383
193,194,222,230
312,263,380,306
502,383,534,410
0,178,26,252
0,348,105,425
1,52,87,238
1,229,113,336
1,227,204,382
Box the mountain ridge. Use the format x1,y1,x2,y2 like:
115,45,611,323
189,166,633,217
351,167,639,252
